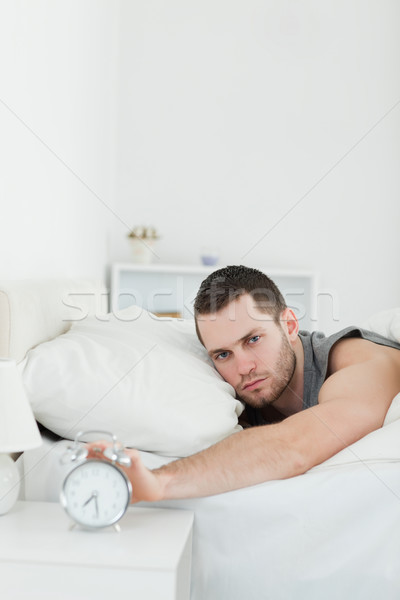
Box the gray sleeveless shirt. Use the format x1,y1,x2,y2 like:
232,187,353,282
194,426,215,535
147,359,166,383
245,326,400,425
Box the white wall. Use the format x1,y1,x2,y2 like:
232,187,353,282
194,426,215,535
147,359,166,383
1,1,398,333
112,0,400,333
0,0,120,281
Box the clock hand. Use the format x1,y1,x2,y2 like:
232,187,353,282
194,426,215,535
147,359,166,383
82,492,97,508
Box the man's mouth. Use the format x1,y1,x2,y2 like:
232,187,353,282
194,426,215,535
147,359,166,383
242,378,267,391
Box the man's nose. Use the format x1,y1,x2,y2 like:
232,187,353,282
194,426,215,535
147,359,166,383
236,352,256,375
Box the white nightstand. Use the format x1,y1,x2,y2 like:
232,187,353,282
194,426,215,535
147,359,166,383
0,501,194,600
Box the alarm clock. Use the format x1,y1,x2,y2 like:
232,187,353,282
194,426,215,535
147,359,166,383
60,430,132,530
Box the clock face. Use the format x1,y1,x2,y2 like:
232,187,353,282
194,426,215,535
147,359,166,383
61,459,132,528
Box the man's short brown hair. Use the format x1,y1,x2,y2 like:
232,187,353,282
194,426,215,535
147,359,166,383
194,265,287,335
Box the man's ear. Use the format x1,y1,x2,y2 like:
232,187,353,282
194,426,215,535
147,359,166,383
280,308,299,341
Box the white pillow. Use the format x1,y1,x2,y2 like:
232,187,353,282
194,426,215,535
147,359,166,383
361,307,400,343
21,305,243,457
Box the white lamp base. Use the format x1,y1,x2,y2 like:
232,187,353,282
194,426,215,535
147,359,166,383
0,454,20,514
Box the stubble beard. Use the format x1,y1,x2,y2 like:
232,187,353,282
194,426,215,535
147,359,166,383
239,331,297,409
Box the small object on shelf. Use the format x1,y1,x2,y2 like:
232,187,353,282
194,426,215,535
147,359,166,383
127,226,160,264
200,247,219,266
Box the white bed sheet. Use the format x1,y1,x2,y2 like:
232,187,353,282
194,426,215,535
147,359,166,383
18,428,400,600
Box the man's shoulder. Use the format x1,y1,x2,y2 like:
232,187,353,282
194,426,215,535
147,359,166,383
327,338,400,390
328,331,400,375
300,325,400,370
328,336,381,374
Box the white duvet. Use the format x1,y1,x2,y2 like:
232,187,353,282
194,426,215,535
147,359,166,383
19,426,400,600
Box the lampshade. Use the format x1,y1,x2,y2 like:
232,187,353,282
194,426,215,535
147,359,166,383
0,358,42,452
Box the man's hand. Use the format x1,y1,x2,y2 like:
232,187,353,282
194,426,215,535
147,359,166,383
86,441,165,503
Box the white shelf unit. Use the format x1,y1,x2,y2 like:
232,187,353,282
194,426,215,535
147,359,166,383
110,263,318,330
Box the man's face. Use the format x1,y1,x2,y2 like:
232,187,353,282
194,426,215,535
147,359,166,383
197,294,296,408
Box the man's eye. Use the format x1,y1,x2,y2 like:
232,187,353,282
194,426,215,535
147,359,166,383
215,351,229,360
249,335,260,344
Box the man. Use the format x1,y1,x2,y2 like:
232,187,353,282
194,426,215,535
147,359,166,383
88,265,400,502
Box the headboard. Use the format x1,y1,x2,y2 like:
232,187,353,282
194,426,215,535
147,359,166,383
0,279,108,362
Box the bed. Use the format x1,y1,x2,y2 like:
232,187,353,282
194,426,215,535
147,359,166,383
3,279,400,599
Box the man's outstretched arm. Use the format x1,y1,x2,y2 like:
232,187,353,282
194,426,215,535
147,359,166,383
87,353,400,502
87,421,306,502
